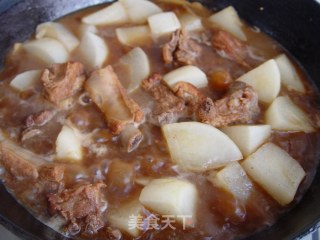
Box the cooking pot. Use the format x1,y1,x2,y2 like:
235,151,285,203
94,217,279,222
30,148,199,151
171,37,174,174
0,0,320,239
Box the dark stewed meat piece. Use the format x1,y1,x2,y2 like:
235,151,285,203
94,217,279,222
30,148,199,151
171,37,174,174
163,30,202,66
141,73,186,126
48,182,107,234
198,81,260,127
85,66,144,135
41,61,86,105
211,29,250,68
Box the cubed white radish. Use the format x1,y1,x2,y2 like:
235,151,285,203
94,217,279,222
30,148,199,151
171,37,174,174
148,12,181,37
12,43,23,55
162,122,243,171
36,22,79,52
56,125,82,162
207,162,253,201
135,177,153,186
116,25,151,47
242,142,306,205
120,0,163,24
163,65,208,90
208,6,247,41
237,59,281,104
10,70,42,92
78,32,109,70
78,24,98,38
275,54,306,93
23,38,69,65
82,2,129,26
119,47,150,93
139,178,197,225
179,13,203,32
108,200,145,237
265,96,315,133
220,125,271,157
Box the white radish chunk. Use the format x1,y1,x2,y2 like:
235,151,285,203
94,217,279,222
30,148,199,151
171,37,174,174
116,25,151,47
265,96,315,133
148,12,181,37
162,122,243,171
237,59,281,104
10,70,42,92
12,43,23,55
135,177,153,186
78,23,98,38
139,178,197,226
108,200,145,237
119,47,150,93
82,2,129,26
242,143,306,205
78,32,109,70
163,65,208,90
56,125,82,162
208,6,247,41
275,54,306,93
36,22,79,52
23,38,69,65
179,13,203,32
220,125,271,157
120,0,163,24
207,162,253,201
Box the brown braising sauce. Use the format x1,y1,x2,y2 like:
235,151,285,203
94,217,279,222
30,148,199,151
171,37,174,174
0,1,320,239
